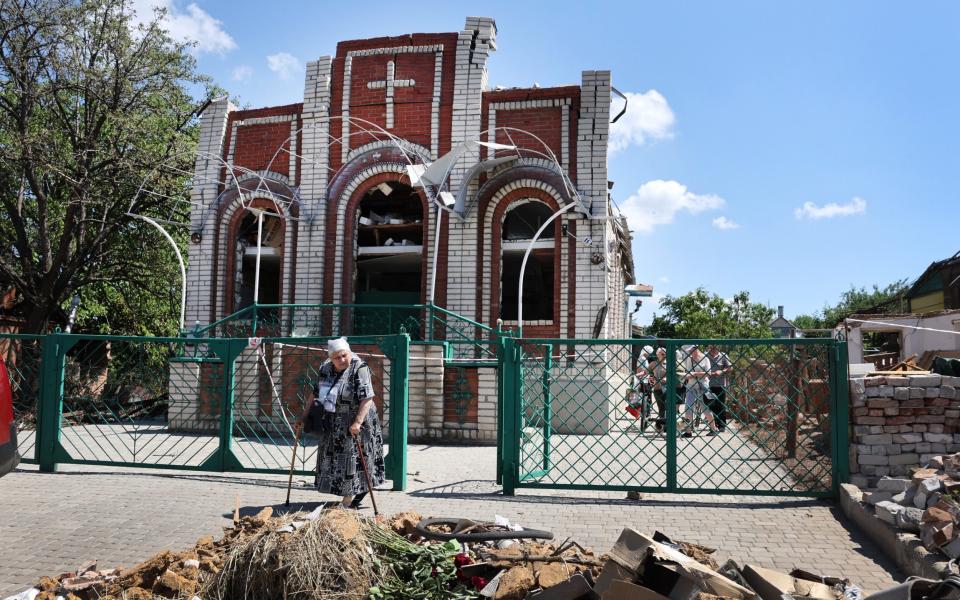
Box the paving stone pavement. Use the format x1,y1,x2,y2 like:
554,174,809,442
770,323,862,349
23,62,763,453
1,445,902,598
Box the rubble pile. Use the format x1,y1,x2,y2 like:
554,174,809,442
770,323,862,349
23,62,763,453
862,453,960,559
6,511,866,600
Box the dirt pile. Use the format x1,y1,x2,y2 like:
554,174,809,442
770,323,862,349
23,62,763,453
11,512,868,600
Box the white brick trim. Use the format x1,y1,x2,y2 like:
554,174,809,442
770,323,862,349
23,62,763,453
346,139,433,164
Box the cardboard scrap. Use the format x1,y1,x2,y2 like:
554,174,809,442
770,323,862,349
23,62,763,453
606,529,756,600
741,565,837,600
604,580,672,600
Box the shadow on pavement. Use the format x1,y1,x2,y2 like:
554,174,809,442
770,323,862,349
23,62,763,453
408,479,832,510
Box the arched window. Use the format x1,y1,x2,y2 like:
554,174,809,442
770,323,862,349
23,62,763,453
232,207,283,311
500,201,555,321
353,180,424,306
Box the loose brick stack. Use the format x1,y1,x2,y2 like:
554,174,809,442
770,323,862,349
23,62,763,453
863,455,960,559
850,374,960,483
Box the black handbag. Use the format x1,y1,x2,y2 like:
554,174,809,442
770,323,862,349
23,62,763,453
303,368,346,435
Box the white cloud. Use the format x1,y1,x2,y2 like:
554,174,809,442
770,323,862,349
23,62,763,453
794,196,867,220
267,52,302,80
659,275,670,283
619,179,725,234
609,90,676,156
712,216,740,230
127,0,235,55
232,65,253,82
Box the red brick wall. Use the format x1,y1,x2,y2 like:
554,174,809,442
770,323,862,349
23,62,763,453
443,366,479,425
482,86,580,184
329,33,458,171
221,104,303,186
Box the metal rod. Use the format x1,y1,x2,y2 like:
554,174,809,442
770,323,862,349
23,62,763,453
126,213,187,331
517,202,577,336
253,209,264,303
285,425,302,507
429,204,442,305
353,432,379,516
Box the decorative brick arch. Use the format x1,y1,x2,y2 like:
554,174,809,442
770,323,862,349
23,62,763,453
210,176,299,320
476,176,568,337
345,139,433,164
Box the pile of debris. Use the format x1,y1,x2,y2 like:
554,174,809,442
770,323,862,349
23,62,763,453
6,509,865,600
535,528,857,600
863,453,960,558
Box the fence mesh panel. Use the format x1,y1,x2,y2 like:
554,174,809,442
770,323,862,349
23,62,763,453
512,339,838,495
57,337,223,468
517,341,668,488
672,342,834,493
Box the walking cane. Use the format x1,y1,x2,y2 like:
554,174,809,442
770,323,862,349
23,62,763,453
284,423,302,507
353,432,379,516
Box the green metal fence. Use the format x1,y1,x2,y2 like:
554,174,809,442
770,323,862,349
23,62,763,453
192,303,501,363
501,337,849,497
6,332,409,491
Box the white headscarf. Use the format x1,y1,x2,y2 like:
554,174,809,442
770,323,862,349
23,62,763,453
327,337,350,354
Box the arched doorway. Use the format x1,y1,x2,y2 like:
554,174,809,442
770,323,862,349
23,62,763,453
500,200,556,321
353,180,425,334
232,208,284,312
354,180,424,305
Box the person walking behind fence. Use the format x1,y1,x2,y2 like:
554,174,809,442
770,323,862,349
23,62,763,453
706,345,732,432
682,345,719,438
298,337,385,509
650,347,668,433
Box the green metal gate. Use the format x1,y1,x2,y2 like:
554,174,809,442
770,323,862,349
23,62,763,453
501,337,849,497
5,332,409,490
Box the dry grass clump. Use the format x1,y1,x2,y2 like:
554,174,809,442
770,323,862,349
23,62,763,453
204,508,379,600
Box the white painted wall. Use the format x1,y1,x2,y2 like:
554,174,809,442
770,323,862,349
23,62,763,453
845,310,960,363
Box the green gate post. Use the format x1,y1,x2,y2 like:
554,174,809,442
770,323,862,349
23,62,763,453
495,333,506,486
386,333,409,491
665,340,678,492
501,337,521,496
834,340,850,494
203,338,245,472
542,343,553,472
37,334,65,472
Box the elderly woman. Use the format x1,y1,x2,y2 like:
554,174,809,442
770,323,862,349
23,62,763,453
299,337,385,509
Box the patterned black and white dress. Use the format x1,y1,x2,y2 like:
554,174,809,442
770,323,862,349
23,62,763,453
312,357,386,496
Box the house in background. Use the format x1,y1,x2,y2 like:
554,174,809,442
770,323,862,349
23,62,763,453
844,251,960,369
770,305,798,338
905,251,960,314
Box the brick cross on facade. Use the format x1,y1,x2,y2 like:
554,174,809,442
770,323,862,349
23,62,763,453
366,60,415,129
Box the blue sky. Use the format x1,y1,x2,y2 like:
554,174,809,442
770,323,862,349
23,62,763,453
144,0,960,325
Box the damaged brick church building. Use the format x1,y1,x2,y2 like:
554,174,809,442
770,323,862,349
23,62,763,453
177,16,636,443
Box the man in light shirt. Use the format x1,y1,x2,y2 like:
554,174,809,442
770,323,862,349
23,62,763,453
681,345,719,437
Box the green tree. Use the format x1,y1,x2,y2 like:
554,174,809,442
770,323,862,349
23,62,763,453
794,279,909,330
0,0,211,334
646,288,775,339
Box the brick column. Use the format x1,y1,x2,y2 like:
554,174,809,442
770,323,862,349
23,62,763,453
185,97,233,329
295,57,333,308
